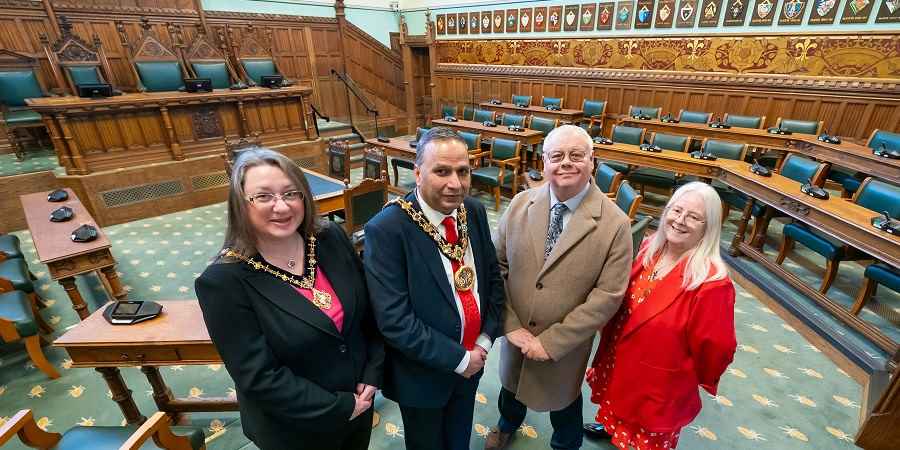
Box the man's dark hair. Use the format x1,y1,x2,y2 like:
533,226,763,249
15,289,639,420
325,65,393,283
416,126,467,166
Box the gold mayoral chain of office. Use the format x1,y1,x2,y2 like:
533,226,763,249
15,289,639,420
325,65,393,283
391,198,476,291
222,236,333,310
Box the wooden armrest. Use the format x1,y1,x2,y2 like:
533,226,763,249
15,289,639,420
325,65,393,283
499,157,521,168
0,317,22,342
469,150,490,159
119,412,195,450
0,410,61,448
606,192,616,198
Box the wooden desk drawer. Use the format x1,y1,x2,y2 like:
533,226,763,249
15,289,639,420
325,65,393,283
73,347,180,364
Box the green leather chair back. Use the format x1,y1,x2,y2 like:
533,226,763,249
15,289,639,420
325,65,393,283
363,152,383,180
868,130,900,150
777,118,822,135
327,142,348,179
192,62,231,89
501,113,526,127
541,97,563,108
416,127,430,141
491,138,519,160
241,58,277,84
458,131,481,150
595,163,622,193
529,116,558,135
724,114,764,129
511,95,532,106
780,154,827,185
612,125,645,145
631,215,653,258
702,139,747,160
615,181,640,216
66,66,101,86
462,105,475,120
679,110,712,124
441,104,457,118
855,178,900,219
628,105,661,119
135,61,184,92
473,109,495,123
651,132,689,152
0,70,44,106
350,189,387,230
582,100,606,118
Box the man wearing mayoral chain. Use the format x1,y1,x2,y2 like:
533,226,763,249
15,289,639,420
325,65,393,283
364,127,505,450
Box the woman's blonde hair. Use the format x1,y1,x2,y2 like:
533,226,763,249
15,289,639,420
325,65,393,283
219,147,319,260
641,181,727,290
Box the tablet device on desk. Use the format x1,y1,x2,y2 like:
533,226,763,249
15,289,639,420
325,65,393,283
261,75,284,88
77,83,113,98
184,78,212,93
104,301,163,325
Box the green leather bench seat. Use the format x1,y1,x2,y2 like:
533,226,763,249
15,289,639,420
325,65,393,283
135,62,185,92
0,70,44,107
192,62,231,89
0,258,33,293
0,234,23,259
0,290,37,338
866,263,900,293
56,425,205,450
3,109,41,125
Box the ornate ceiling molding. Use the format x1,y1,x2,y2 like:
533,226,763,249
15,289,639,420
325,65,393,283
436,63,900,96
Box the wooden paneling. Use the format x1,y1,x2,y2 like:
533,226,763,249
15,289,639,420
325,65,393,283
0,169,60,233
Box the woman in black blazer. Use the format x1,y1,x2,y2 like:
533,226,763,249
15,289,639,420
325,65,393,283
196,147,384,450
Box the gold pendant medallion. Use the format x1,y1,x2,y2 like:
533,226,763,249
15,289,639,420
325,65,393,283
454,265,475,291
311,288,333,310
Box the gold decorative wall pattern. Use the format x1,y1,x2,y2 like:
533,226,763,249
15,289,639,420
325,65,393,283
437,34,900,79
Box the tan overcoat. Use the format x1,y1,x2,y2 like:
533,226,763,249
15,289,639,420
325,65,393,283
494,183,632,411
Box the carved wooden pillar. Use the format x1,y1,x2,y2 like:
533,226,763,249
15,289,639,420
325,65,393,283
237,100,250,137
400,16,416,134
41,115,71,171
192,0,209,33
97,367,146,425
41,0,61,39
334,0,349,75
159,106,184,160
55,113,88,174
141,366,179,422
299,94,311,140
425,11,438,121
302,26,322,108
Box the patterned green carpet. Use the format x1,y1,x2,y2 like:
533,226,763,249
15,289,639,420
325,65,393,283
0,148,61,177
0,167,893,450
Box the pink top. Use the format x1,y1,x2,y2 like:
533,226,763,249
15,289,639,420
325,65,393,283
293,267,344,332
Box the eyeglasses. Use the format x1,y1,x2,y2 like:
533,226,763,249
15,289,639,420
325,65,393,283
247,190,304,205
667,206,706,226
545,150,588,164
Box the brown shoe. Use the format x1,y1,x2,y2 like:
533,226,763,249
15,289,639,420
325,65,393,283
484,427,512,450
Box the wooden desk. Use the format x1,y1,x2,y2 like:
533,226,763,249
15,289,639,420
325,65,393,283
432,118,545,148
617,118,900,184
478,102,584,123
364,137,416,193
593,142,723,179
304,168,345,215
26,86,314,175
55,301,229,424
20,188,126,320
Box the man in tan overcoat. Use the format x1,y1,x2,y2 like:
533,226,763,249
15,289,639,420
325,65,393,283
485,125,632,450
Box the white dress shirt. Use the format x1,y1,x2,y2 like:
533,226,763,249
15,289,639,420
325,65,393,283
416,190,492,374
548,182,592,232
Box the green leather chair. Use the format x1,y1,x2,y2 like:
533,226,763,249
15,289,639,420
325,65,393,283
0,288,58,380
65,66,103,86
135,61,185,92
724,154,829,247
389,127,426,185
441,104,457,118
580,99,607,137
0,410,205,449
462,105,475,121
834,129,900,197
777,178,900,294
628,132,690,195
541,96,564,108
500,113,526,127
723,113,766,129
526,116,559,164
241,58,278,85
628,105,661,119
614,181,642,221
606,125,646,174
471,138,521,210
851,263,900,316
458,131,482,151
191,62,231,89
326,139,351,182
511,94,532,106
343,177,388,235
594,163,624,196
0,235,23,260
775,117,823,135
701,139,748,160
0,52,48,160
678,110,712,124
631,215,653,257
473,109,496,123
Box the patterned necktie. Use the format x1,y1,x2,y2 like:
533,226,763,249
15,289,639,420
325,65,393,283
441,216,481,350
545,202,568,259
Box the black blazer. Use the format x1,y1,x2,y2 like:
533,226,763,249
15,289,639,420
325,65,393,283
363,193,504,408
196,221,384,449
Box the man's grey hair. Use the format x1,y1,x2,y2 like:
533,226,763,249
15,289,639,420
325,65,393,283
416,127,468,166
543,124,593,155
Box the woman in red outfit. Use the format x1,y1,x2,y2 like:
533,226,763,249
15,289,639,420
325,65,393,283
587,181,737,450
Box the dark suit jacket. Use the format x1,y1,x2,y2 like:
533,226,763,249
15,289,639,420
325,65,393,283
195,221,384,449
363,193,504,408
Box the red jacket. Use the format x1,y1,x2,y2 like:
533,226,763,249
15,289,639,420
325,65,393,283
589,246,737,432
